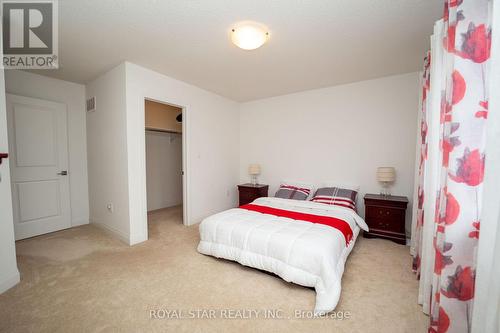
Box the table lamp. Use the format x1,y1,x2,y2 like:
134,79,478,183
248,164,261,185
377,167,395,196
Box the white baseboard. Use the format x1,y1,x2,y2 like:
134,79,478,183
90,220,130,245
0,269,20,294
90,219,147,246
129,232,147,246
71,217,89,227
185,217,202,226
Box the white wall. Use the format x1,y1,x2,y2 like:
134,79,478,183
5,70,89,227
86,63,416,245
0,69,20,293
85,62,239,245
125,62,240,244
239,72,419,237
146,131,182,211
86,64,131,243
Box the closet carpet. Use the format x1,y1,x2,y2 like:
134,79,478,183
0,206,427,333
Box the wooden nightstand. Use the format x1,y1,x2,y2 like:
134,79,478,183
237,183,269,206
363,194,408,245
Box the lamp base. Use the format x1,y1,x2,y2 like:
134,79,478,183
251,175,258,186
379,183,391,196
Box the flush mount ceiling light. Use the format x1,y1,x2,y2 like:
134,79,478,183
230,22,269,50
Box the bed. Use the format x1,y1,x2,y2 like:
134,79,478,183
197,196,369,314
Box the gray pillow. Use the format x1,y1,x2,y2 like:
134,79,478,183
311,187,358,210
275,184,311,200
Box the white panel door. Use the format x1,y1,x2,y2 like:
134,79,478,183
6,94,71,240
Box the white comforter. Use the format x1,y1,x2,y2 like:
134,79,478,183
197,197,369,314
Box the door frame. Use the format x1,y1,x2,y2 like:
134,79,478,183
6,93,72,240
142,97,189,227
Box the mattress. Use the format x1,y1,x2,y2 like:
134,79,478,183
197,197,369,314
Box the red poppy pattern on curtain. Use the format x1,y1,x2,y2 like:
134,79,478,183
412,53,431,277
412,0,491,332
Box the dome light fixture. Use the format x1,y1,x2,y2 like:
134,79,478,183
230,22,269,50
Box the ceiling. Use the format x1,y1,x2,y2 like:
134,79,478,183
32,0,442,102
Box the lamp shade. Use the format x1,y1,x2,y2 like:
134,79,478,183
377,167,396,182
248,164,261,175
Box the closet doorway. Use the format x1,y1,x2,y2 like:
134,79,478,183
144,99,184,226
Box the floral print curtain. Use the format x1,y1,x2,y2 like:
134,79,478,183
411,0,492,332
412,52,431,277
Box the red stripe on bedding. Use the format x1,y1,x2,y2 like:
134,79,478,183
312,200,355,210
311,196,355,204
311,197,355,205
239,204,353,245
310,197,356,210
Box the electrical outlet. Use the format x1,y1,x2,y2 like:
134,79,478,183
107,203,114,213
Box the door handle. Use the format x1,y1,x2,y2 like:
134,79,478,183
57,171,68,176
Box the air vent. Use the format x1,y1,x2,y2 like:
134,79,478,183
86,96,96,112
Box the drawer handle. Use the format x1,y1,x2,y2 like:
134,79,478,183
376,221,391,229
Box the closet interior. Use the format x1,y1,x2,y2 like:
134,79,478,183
145,99,183,217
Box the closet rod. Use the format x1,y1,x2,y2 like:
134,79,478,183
145,127,181,135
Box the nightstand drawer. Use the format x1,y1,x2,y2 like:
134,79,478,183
239,192,259,205
366,206,405,233
237,184,269,206
363,194,408,245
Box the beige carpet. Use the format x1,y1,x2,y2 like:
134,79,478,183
0,206,427,333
